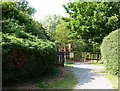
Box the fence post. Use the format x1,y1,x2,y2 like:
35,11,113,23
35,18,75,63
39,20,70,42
97,53,99,62
62,52,64,67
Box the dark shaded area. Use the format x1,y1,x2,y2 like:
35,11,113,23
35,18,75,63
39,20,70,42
70,67,98,86
2,66,61,89
2,48,57,85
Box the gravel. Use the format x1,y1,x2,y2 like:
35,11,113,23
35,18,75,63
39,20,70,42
70,62,115,90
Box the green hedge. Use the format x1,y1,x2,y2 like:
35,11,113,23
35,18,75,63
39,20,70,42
101,29,119,76
2,33,57,82
2,1,57,83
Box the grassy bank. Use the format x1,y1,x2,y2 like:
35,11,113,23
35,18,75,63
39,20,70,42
35,67,77,89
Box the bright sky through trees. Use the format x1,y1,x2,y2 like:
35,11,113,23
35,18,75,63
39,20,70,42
28,0,70,21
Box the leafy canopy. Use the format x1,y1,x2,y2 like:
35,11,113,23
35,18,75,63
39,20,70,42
2,1,49,39
41,15,62,40
63,2,120,51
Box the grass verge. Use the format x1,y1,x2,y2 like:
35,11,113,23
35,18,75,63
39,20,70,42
64,61,74,67
90,61,118,89
97,70,118,89
104,73,118,89
35,67,77,89
87,61,104,66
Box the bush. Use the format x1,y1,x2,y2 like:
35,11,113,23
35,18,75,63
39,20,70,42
2,1,57,84
2,33,57,83
100,29,119,76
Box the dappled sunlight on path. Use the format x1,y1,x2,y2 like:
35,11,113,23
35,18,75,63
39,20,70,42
70,62,114,89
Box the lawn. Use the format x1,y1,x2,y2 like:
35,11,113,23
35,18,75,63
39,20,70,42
64,61,74,67
87,61,104,66
35,67,78,89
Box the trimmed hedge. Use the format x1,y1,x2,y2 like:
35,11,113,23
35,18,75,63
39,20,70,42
2,33,57,82
100,29,119,76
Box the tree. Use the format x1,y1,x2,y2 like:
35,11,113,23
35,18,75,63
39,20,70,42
2,0,49,39
63,2,120,52
41,15,62,40
54,21,69,43
54,21,71,51
54,20,88,53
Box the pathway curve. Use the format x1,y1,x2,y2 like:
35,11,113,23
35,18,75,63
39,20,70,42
70,62,114,90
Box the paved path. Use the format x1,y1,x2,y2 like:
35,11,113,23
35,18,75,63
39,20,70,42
70,62,114,90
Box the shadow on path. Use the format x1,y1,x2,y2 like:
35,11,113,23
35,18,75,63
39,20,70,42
69,62,114,89
70,65,99,86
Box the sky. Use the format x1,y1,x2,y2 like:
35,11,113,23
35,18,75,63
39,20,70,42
27,0,70,21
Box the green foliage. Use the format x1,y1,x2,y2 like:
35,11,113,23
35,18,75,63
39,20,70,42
2,1,48,39
101,29,119,76
41,15,62,40
2,1,57,83
63,2,120,52
2,33,55,54
2,32,57,82
54,21,71,44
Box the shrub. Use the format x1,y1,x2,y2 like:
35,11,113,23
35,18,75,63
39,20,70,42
2,1,57,84
100,29,119,76
2,33,57,83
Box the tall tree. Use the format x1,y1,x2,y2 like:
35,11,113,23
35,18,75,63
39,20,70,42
63,2,120,52
54,21,70,43
54,21,71,52
41,15,62,40
2,0,48,39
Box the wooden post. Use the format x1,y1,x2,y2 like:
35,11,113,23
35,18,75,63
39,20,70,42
97,53,99,63
84,52,86,62
62,52,64,67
